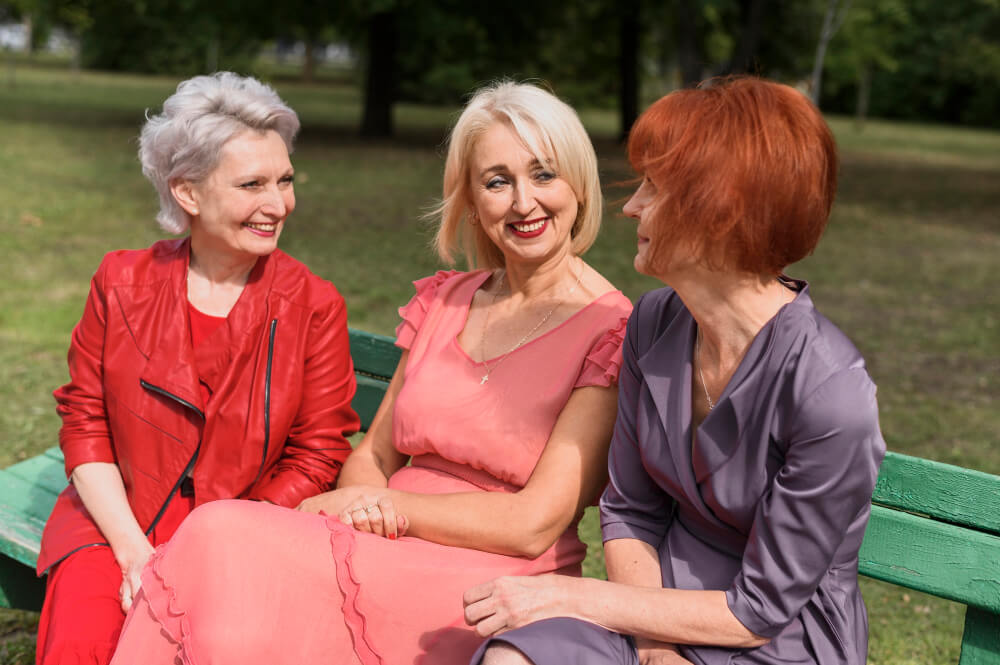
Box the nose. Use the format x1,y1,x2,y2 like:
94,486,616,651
511,181,536,215
261,183,289,219
622,190,641,220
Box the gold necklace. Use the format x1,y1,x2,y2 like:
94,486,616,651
696,329,715,411
478,265,584,385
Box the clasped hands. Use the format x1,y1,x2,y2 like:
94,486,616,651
297,486,408,540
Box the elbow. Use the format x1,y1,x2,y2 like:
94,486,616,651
509,517,567,559
736,633,770,649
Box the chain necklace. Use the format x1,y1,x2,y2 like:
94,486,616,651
479,265,584,385
696,328,715,411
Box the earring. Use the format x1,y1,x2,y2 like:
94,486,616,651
469,211,479,225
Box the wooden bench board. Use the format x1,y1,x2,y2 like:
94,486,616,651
872,452,1000,533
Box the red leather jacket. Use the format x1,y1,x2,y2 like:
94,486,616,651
38,238,359,573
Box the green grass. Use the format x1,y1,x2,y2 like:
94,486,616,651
0,65,997,664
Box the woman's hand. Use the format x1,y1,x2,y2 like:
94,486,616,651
635,638,694,665
114,537,155,612
297,487,407,540
463,575,584,637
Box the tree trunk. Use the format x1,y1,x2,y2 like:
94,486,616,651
618,0,640,141
854,63,871,131
361,10,397,138
303,42,316,83
810,0,852,106
675,0,702,86
728,0,766,74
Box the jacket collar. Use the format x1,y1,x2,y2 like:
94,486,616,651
115,237,276,413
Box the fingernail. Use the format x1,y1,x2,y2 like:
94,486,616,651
388,533,397,540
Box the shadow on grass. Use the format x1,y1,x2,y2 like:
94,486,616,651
839,153,1000,236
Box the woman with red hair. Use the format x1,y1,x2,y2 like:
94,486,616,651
465,77,886,665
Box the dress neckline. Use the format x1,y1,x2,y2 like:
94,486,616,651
453,270,625,365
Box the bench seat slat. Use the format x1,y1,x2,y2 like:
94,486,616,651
0,472,47,567
4,453,69,497
859,504,1000,613
873,452,1000,534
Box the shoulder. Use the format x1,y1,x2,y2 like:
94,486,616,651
267,249,345,314
93,238,186,286
776,291,870,392
776,292,882,444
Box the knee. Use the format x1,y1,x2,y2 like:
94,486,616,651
480,642,534,665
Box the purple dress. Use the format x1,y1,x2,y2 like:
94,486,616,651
473,281,886,665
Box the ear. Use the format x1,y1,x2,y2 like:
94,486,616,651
169,178,200,217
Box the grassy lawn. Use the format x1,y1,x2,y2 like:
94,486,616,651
0,65,997,664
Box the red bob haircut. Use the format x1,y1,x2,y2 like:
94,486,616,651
628,77,838,276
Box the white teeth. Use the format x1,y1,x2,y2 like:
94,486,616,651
244,222,276,231
512,219,546,232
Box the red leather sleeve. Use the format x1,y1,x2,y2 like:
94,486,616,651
249,289,359,505
54,258,117,476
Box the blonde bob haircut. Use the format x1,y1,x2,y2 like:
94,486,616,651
433,81,602,269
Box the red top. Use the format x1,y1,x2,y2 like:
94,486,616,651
188,303,227,405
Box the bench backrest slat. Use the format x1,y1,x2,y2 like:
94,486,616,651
873,452,1000,534
348,329,401,381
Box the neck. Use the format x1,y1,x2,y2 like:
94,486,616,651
501,251,578,300
672,268,794,367
188,236,258,287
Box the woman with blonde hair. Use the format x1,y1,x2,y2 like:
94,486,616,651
111,81,632,665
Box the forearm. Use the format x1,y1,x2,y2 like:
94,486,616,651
70,462,150,559
337,439,403,489
566,577,766,649
389,487,567,558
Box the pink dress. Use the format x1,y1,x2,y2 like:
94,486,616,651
111,270,632,665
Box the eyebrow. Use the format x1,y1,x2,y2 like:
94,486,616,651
478,159,544,178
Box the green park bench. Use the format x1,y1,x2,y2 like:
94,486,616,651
1,328,998,663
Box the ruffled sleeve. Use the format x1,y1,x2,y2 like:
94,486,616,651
394,270,461,350
574,316,629,388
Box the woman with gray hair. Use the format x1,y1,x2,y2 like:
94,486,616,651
36,72,360,665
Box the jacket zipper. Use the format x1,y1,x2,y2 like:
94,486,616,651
139,379,206,535
251,318,277,487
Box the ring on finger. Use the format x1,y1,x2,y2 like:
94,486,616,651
366,505,380,513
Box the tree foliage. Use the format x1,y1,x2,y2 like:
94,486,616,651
822,0,1000,128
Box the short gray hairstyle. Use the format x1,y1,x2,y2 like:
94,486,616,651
139,72,300,234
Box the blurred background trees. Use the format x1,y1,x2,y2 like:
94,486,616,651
1,0,997,135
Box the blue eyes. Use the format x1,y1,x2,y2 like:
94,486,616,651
485,171,557,190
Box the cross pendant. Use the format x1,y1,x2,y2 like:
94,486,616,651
480,374,489,385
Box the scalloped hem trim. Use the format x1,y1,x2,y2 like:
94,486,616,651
140,544,199,665
327,516,386,665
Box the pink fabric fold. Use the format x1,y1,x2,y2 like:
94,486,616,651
394,270,462,349
327,517,385,665
575,316,629,388
140,545,200,665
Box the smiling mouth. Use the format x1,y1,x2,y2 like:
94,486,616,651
243,222,278,233
507,218,548,237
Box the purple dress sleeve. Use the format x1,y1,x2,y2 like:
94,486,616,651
725,367,883,638
599,302,675,548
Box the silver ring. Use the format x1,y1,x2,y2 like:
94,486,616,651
365,504,379,513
